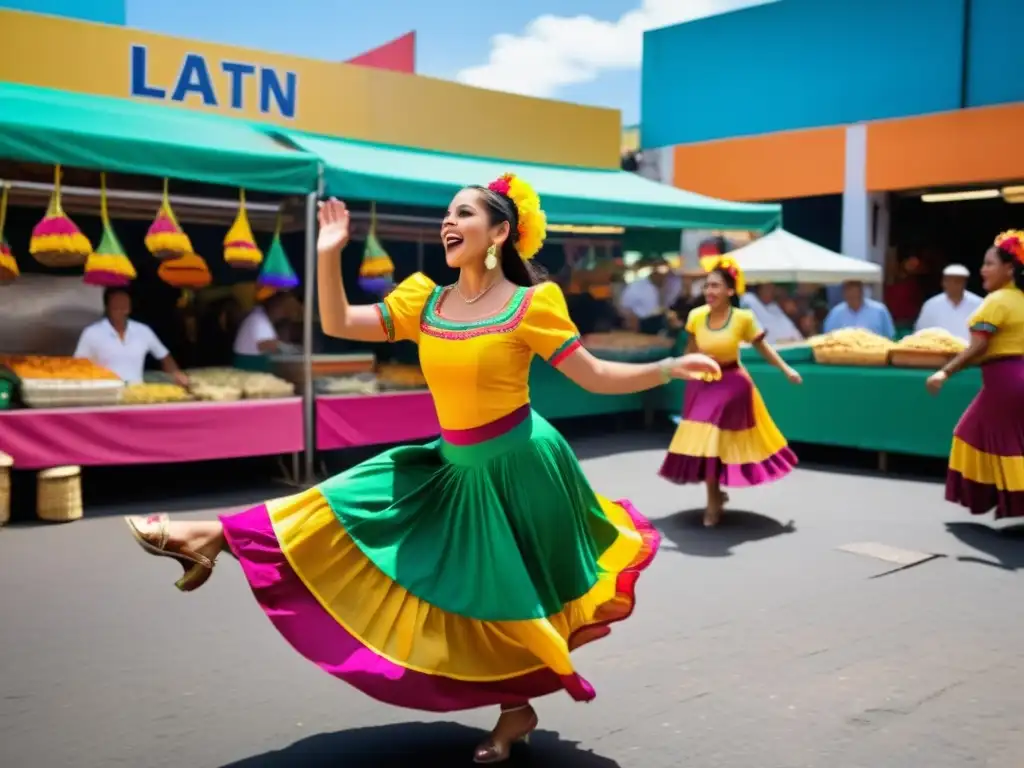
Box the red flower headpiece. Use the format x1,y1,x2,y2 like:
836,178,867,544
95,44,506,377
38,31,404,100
994,230,1024,265
486,173,546,260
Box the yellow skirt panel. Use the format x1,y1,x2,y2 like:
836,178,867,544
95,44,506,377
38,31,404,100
267,487,647,682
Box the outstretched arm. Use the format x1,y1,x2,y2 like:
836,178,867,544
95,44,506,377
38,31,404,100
555,347,719,395
317,198,388,342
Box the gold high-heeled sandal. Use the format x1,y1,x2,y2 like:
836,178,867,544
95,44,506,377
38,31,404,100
473,704,537,764
125,514,215,592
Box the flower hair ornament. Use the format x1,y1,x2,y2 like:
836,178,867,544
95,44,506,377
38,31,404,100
699,254,747,296
994,230,1024,265
486,173,546,260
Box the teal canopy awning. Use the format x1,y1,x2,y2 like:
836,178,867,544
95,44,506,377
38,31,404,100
0,83,319,194
280,131,781,232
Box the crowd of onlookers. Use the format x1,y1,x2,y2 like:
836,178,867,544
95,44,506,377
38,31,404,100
561,256,982,344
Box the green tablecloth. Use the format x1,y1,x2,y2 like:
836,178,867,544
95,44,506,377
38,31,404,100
662,362,980,458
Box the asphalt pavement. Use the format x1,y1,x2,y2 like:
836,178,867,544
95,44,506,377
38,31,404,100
2,432,1023,768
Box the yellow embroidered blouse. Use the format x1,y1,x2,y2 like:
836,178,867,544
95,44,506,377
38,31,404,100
969,285,1024,360
375,273,582,430
684,304,764,364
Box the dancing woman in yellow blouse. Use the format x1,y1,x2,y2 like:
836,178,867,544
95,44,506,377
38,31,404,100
123,174,720,764
929,230,1024,519
660,257,801,527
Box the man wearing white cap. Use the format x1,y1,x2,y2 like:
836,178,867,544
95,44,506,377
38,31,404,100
913,264,983,341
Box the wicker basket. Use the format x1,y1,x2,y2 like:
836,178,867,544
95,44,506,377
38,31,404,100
889,349,957,369
0,452,12,527
37,465,83,523
812,347,891,366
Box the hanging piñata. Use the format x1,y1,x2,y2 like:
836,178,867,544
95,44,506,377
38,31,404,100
223,189,262,269
358,203,395,297
256,208,299,296
145,178,193,261
30,165,92,268
157,251,212,290
0,184,18,285
84,173,137,288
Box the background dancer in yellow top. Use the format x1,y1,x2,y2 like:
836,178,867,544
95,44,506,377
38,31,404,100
930,230,1024,519
660,256,801,527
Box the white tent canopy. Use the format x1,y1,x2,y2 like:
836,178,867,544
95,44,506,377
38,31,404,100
727,229,883,285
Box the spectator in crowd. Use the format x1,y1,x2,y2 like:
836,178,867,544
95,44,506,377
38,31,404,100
823,280,896,339
617,259,681,335
914,264,983,341
741,283,803,344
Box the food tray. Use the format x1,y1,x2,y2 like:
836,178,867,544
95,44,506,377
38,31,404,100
20,378,125,408
812,348,890,367
889,349,956,369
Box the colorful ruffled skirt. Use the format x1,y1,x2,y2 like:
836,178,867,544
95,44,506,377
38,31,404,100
946,357,1024,519
220,405,659,712
659,363,797,486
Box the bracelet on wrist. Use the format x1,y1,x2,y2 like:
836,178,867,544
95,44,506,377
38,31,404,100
658,358,673,384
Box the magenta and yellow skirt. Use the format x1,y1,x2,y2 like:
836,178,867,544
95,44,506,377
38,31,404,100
660,364,797,487
946,357,1024,518
220,406,659,712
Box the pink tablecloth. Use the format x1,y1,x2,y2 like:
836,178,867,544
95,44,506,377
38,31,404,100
0,398,304,469
316,391,440,450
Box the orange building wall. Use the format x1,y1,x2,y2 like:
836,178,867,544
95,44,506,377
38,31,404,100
866,103,1024,191
672,126,846,202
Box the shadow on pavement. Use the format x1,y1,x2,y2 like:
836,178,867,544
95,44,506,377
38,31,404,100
946,521,1024,571
221,721,619,767
658,509,796,558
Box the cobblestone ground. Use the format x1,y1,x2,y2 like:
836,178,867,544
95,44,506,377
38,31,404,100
1,433,1022,768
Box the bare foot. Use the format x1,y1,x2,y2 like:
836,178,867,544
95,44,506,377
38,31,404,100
703,503,723,527
473,705,538,763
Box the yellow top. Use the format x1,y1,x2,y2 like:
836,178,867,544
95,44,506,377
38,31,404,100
376,273,581,430
685,304,763,364
969,285,1024,360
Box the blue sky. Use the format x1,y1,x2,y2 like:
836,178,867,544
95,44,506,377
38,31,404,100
127,0,767,124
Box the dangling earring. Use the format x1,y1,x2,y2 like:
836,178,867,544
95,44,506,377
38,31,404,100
485,244,498,270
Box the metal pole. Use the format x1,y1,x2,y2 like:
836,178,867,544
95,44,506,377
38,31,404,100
0,178,283,213
301,169,322,484
416,237,425,273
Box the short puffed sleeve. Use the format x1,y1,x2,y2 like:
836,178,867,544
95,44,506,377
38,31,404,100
375,273,436,343
520,281,582,366
969,292,1009,336
738,308,766,343
684,305,708,335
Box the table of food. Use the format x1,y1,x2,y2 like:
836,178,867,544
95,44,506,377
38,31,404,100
0,360,303,469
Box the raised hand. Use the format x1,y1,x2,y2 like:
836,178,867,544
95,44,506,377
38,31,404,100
317,198,351,256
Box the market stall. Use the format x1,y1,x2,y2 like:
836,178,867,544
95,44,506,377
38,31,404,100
0,82,321,484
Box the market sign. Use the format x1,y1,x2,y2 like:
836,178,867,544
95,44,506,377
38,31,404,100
129,45,297,120
0,9,622,170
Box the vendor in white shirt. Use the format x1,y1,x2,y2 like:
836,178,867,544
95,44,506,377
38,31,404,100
741,283,803,344
74,287,188,386
913,264,982,341
232,292,292,372
617,260,681,335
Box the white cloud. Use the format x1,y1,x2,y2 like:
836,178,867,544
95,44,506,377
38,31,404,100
457,0,774,99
